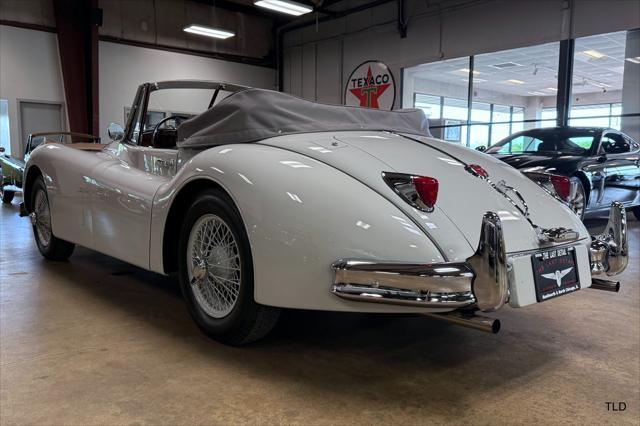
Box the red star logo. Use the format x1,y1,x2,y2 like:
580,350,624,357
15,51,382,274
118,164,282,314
349,66,390,109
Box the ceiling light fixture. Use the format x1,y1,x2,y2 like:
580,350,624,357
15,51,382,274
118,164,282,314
183,24,234,39
527,91,546,96
506,79,525,84
546,87,558,92
254,0,313,16
581,49,605,59
462,78,486,83
625,56,640,64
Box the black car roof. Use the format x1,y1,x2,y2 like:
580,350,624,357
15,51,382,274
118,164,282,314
508,126,610,138
521,126,609,133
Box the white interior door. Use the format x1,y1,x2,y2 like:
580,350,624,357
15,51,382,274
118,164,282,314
19,101,63,157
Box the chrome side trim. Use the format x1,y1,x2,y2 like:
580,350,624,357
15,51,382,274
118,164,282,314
331,212,510,312
495,180,529,218
590,202,628,277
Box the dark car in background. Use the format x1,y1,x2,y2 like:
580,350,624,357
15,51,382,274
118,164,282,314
482,127,640,220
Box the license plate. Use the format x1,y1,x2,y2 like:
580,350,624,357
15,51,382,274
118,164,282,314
532,246,580,303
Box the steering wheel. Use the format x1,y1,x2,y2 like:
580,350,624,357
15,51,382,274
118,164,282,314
151,114,190,147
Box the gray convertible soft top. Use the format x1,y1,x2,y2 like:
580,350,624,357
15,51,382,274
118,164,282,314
177,88,429,148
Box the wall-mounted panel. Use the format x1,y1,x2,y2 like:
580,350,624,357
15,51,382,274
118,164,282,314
97,0,273,60
301,44,316,100
121,0,157,44
288,46,303,97
154,0,189,49
0,0,54,27
315,40,342,104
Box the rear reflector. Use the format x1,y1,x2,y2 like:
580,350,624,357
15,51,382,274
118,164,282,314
550,175,571,200
412,176,438,209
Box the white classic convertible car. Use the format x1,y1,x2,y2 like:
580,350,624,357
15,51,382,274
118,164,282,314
22,80,629,344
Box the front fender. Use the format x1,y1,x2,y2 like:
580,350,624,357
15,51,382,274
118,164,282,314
151,144,451,312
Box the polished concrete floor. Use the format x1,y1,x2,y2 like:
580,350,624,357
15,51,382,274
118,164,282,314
1,196,639,425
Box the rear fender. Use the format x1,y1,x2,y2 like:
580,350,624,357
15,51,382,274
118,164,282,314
151,144,455,312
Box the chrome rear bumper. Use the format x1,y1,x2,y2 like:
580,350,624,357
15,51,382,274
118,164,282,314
332,202,628,313
332,212,509,313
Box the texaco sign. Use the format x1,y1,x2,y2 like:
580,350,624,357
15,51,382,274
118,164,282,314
344,60,396,110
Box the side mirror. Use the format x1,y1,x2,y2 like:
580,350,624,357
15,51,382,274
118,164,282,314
107,123,124,141
476,145,487,152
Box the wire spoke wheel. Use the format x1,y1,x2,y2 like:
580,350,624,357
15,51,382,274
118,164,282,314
34,189,52,247
186,214,241,318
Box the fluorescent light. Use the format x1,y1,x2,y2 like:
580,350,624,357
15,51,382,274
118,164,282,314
625,56,640,64
546,87,558,92
506,79,525,84
581,49,605,59
462,78,486,83
459,68,480,75
527,91,546,96
254,0,312,16
184,25,234,39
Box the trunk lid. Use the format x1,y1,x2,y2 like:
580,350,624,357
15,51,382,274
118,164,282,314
260,131,589,259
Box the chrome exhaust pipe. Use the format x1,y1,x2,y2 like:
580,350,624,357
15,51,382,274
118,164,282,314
423,311,501,334
590,278,620,293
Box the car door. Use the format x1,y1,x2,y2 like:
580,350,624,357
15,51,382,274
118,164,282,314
89,86,179,269
598,132,640,208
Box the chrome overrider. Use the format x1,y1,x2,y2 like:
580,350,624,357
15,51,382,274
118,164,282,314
331,211,510,314
589,202,628,278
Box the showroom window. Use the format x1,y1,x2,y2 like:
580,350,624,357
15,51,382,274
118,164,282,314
403,56,470,143
491,104,511,143
412,93,533,146
569,31,629,130
403,29,640,146
414,94,441,119
404,41,562,147
472,41,560,137
541,108,557,127
569,103,623,128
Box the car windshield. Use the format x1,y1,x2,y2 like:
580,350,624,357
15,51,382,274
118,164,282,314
486,129,598,155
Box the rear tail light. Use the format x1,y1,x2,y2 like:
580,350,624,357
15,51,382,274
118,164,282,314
382,172,439,211
550,175,571,201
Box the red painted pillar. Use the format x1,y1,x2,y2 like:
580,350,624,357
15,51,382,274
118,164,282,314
52,0,99,136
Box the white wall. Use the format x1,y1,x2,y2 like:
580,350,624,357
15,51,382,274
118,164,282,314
0,25,277,150
282,0,640,108
0,25,66,156
99,41,277,141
